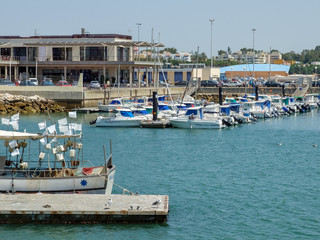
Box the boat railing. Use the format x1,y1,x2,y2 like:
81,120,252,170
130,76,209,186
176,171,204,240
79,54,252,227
0,159,104,178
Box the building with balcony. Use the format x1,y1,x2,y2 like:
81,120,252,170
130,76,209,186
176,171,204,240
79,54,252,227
0,31,163,86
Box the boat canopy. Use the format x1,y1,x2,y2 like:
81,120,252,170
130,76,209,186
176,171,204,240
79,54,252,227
220,106,230,116
177,105,187,110
110,99,122,105
225,98,237,103
255,100,270,109
230,104,241,113
158,96,166,102
132,109,148,115
159,104,170,111
185,107,203,118
120,110,134,117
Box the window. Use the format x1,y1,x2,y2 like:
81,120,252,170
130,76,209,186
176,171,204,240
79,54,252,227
53,48,65,61
80,47,104,61
117,47,129,61
28,47,38,61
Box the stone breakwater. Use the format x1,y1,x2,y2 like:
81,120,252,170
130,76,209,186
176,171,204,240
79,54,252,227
0,94,66,114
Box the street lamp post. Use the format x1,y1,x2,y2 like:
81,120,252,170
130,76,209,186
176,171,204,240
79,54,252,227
230,67,233,80
209,19,214,80
315,66,317,74
136,23,141,61
252,28,256,81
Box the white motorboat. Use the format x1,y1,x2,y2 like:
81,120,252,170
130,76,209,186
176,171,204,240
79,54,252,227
0,129,115,194
170,107,225,129
94,109,147,127
98,98,131,112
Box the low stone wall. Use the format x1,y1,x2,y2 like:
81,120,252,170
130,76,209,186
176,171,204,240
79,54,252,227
0,93,66,115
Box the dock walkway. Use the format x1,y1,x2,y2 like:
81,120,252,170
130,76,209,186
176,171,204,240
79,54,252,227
0,194,168,224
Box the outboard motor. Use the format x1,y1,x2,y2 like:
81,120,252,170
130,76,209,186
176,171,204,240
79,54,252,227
222,119,232,127
282,106,289,114
232,116,243,124
288,107,295,113
90,119,97,125
296,105,304,113
250,112,259,119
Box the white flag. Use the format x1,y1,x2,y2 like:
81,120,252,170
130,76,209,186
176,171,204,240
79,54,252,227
47,124,56,134
68,111,77,118
50,137,57,143
40,138,47,146
65,129,73,136
11,113,19,122
42,128,48,136
10,121,19,130
58,118,68,126
1,118,10,125
69,123,76,130
9,140,18,148
38,121,46,130
59,125,68,133
11,148,20,157
75,123,82,131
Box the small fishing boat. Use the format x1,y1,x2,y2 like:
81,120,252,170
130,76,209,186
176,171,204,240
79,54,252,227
0,128,115,194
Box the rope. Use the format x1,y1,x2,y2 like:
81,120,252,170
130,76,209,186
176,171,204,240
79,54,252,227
97,173,136,195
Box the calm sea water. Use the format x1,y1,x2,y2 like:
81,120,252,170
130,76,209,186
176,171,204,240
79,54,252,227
0,111,320,240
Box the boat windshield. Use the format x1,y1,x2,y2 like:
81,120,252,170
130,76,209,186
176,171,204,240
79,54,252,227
110,100,122,105
185,109,198,116
177,105,187,110
132,110,148,115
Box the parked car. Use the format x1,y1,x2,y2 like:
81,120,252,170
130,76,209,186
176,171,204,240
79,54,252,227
41,80,55,86
133,80,146,87
175,81,187,86
0,79,15,86
56,80,72,86
201,80,218,87
72,81,79,86
28,78,38,86
19,80,36,86
264,81,283,87
89,80,101,89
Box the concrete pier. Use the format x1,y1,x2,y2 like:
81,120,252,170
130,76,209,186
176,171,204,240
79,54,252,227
0,194,169,224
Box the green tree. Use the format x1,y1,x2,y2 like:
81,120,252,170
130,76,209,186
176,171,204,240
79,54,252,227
227,47,232,54
218,50,227,56
161,48,177,54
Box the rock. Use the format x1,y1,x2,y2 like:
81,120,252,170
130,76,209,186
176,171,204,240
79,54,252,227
24,106,37,114
14,101,26,108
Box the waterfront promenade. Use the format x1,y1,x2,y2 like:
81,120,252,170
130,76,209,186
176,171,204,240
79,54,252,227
1,74,320,108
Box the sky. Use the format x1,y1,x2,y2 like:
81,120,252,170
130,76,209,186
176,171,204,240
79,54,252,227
2,0,320,57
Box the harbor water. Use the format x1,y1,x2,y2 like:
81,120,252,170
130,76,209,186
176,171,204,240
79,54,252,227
0,110,320,239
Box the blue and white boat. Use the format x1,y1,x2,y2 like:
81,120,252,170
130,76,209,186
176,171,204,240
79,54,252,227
95,109,147,127
170,107,224,129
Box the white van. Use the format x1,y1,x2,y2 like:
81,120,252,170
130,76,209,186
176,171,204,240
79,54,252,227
28,78,38,86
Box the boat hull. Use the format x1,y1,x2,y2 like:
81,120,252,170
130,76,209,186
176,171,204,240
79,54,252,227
96,118,142,127
170,119,223,129
0,167,115,194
